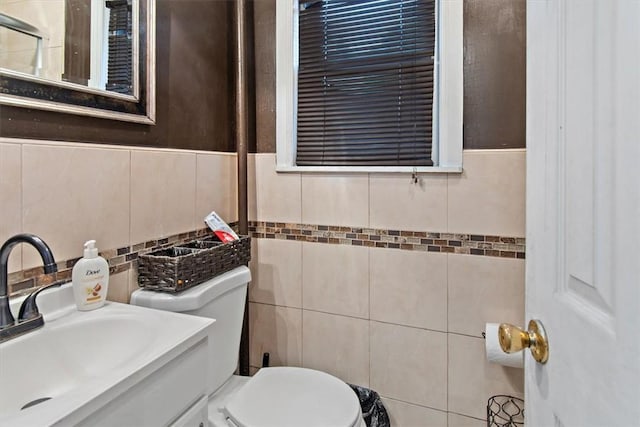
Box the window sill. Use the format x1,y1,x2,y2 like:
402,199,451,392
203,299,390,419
274,165,463,174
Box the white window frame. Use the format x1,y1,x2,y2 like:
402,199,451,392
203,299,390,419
89,0,109,91
276,0,463,173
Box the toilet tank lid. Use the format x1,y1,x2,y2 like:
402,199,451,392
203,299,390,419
130,266,251,312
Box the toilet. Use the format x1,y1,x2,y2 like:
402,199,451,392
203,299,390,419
131,266,365,427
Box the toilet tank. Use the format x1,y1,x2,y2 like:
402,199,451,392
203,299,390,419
130,266,251,395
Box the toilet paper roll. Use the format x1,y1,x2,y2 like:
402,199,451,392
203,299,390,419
485,323,524,369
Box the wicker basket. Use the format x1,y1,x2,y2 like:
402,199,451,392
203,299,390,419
137,235,251,292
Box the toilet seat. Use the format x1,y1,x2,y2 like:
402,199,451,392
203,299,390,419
223,367,362,427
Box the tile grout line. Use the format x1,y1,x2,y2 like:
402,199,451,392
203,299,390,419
446,163,451,415
446,253,450,413
445,159,451,414
381,395,449,414
446,169,451,414
19,144,24,273
246,302,496,341
194,153,199,238
366,172,371,389
368,245,372,388
298,169,304,369
300,240,304,369
448,410,487,422
128,149,133,280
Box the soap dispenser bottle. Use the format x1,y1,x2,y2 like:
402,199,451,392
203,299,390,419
72,240,109,311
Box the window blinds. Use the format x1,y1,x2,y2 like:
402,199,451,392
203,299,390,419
296,0,436,166
106,0,132,94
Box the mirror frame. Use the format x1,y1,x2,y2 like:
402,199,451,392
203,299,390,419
0,0,155,124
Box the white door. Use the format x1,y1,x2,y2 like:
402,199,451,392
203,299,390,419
526,0,640,425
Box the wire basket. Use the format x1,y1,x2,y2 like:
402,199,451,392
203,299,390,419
487,395,524,427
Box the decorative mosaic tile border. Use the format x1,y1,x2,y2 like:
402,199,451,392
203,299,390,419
248,221,525,259
8,228,212,297
8,220,525,297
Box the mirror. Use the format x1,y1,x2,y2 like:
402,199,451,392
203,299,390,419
0,0,155,124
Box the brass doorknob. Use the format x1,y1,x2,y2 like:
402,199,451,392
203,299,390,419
498,319,549,364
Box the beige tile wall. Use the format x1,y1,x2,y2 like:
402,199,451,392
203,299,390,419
0,138,237,302
370,173,448,232
130,150,196,244
0,143,22,273
302,243,369,318
301,173,369,227
0,140,525,424
196,153,238,225
448,150,526,236
22,144,130,269
250,154,301,223
248,150,526,424
303,310,370,387
249,239,302,308
383,398,448,427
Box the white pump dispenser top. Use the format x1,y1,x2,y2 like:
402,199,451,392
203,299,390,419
83,240,98,258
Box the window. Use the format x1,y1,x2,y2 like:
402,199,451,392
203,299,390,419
276,0,463,172
106,0,133,94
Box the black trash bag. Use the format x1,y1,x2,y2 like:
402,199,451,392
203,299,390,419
349,384,391,427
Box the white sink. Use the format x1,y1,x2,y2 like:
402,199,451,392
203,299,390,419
0,283,213,426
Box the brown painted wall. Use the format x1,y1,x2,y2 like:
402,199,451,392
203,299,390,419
1,0,525,153
464,0,526,149
0,0,235,152
253,0,275,153
252,0,526,153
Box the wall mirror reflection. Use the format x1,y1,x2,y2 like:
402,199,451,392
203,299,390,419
0,0,155,124
0,0,134,94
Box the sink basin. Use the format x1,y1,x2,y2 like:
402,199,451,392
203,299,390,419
0,283,213,426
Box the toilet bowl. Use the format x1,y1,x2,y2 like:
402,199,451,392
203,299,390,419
213,367,364,427
131,266,365,427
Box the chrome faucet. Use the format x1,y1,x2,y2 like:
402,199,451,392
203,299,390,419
0,234,59,342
